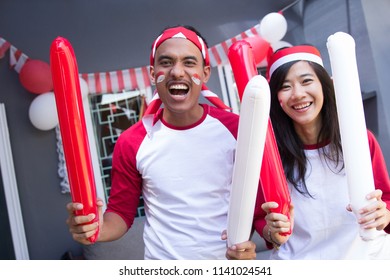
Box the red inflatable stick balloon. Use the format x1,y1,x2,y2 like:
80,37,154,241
228,40,291,235
50,37,99,243
228,41,258,101
244,36,271,67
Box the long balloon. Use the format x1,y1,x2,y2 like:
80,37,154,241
227,75,270,246
327,32,376,240
228,40,291,235
50,37,99,243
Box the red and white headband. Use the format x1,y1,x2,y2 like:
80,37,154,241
268,45,323,79
150,26,210,66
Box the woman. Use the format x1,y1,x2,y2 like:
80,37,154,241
253,45,390,259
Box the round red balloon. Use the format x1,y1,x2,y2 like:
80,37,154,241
19,59,53,94
244,35,271,66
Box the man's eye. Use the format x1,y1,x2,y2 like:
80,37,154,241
184,60,196,66
160,60,171,66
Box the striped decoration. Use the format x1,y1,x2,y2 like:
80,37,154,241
80,66,151,95
208,24,260,66
81,23,261,95
9,45,29,73
2,23,263,95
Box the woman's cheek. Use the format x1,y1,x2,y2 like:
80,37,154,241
279,99,284,108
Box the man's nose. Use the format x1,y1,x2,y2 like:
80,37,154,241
170,63,185,78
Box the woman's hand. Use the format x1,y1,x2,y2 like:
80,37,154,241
347,189,390,231
261,202,294,246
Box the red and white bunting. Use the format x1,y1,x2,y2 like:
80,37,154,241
0,37,11,59
80,23,261,95
3,22,265,95
81,65,151,95
9,45,29,73
208,24,260,67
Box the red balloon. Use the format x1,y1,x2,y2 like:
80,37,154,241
50,37,99,243
19,59,53,94
228,40,291,235
244,35,271,66
228,41,258,101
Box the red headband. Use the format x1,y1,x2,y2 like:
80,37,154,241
150,26,210,66
268,45,323,79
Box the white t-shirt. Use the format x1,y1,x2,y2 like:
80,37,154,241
107,104,239,259
271,144,390,260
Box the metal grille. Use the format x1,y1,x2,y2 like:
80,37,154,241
89,91,145,217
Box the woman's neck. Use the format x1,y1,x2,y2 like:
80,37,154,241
293,119,323,145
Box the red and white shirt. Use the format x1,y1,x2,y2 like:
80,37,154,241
106,104,239,259
254,130,390,259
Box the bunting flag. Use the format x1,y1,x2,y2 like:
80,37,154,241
2,22,263,94
77,23,261,97
208,24,260,67
80,66,152,95
9,45,29,73
0,37,11,59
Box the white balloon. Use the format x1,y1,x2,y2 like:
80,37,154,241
79,77,89,99
271,40,293,52
260,12,288,44
29,91,58,131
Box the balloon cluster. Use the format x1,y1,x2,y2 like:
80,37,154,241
243,12,292,68
20,59,89,131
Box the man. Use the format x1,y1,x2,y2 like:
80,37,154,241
67,25,257,260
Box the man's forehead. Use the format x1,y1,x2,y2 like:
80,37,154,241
155,38,203,58
150,26,209,66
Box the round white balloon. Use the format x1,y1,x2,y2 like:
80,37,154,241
29,91,58,131
260,12,288,44
271,40,293,52
79,77,89,99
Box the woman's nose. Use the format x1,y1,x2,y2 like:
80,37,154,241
291,84,305,99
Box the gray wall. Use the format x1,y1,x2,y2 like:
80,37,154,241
0,0,389,259
361,0,390,167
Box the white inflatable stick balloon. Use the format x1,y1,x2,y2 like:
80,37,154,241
227,75,270,247
327,32,376,240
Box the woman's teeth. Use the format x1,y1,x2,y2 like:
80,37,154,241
293,102,311,110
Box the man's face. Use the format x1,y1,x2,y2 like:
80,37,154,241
150,38,210,118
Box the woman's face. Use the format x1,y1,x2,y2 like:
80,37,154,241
277,61,324,132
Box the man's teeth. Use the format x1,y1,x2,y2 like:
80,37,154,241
294,102,310,110
170,84,188,90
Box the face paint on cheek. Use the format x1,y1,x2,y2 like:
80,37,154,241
191,74,201,85
156,71,165,84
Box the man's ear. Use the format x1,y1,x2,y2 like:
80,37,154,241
149,66,156,85
202,65,211,83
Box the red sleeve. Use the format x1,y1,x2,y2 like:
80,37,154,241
106,122,145,229
368,130,390,233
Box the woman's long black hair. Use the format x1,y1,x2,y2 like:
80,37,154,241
269,61,343,197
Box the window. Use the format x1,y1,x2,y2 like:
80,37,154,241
84,90,147,217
